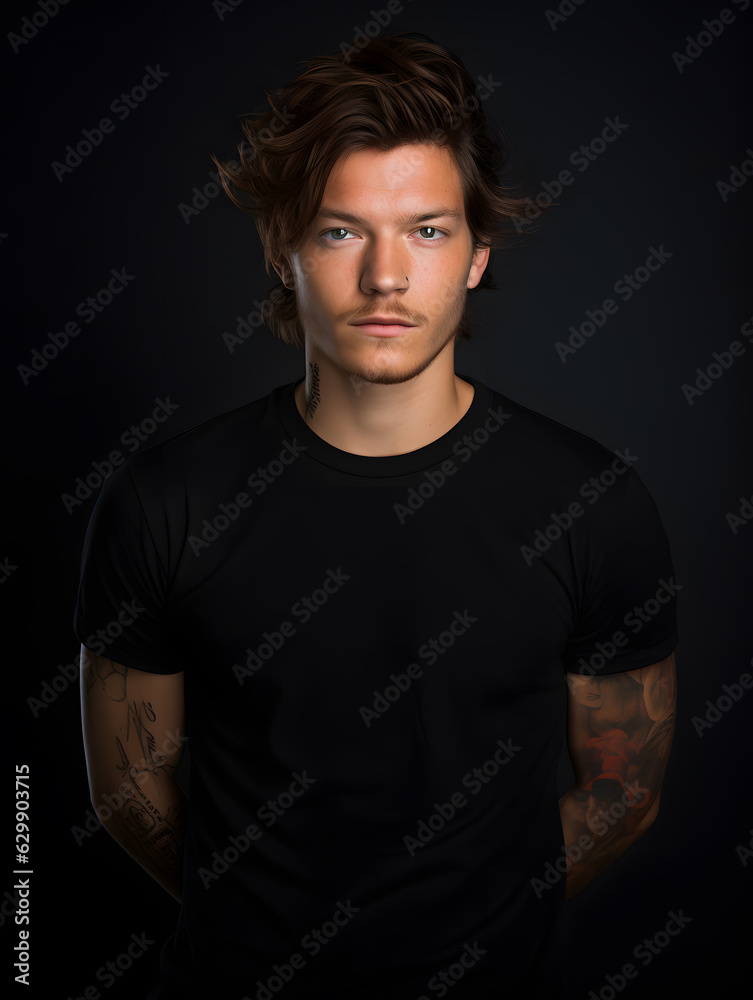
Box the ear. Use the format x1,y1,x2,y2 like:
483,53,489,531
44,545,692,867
273,255,295,290
466,245,491,289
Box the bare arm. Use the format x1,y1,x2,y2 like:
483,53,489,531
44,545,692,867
80,645,189,902
559,652,676,898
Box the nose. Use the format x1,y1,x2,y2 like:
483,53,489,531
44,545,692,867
358,238,410,296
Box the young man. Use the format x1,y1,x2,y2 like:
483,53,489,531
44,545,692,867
76,33,678,1000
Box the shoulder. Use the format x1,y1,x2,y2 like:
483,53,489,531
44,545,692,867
484,384,639,486
477,383,669,544
117,382,288,489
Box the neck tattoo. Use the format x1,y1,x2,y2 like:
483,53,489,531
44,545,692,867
305,361,321,421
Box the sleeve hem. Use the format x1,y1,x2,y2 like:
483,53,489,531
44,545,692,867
74,620,183,675
564,633,678,675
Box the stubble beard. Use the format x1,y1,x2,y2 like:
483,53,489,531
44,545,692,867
339,287,468,388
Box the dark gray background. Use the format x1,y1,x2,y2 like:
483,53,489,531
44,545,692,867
2,0,751,996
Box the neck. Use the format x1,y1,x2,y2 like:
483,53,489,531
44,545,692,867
293,357,474,457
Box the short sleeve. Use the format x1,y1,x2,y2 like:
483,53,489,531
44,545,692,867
73,460,182,673
562,467,679,675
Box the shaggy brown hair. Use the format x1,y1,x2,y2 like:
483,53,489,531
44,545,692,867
211,32,546,349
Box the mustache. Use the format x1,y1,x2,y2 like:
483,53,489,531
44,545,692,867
349,307,422,324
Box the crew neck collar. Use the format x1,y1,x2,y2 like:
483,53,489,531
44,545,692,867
273,373,493,479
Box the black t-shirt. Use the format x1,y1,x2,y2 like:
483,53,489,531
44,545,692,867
73,374,678,999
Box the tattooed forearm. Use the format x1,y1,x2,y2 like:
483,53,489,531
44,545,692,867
305,361,321,420
96,709,188,901
81,647,189,901
104,692,187,899
102,769,188,902
561,653,676,897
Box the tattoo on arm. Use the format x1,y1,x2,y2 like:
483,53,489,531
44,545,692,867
83,648,127,702
110,695,187,897
83,650,188,901
561,653,676,895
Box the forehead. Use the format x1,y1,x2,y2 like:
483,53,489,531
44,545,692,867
320,143,465,212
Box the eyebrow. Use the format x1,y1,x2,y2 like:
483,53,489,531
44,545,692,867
315,207,464,226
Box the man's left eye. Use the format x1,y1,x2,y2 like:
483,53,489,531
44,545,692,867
323,228,354,241
418,227,443,240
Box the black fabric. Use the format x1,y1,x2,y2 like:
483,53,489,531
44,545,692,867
75,374,678,999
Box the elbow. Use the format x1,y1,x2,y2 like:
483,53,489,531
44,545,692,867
89,783,127,830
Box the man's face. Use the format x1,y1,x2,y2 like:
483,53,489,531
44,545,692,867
278,143,490,385
569,674,605,709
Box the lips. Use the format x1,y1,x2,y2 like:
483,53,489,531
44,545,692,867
351,318,416,327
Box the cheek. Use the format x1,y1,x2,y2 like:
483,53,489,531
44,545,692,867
294,253,337,309
420,265,468,322
311,250,349,287
419,249,464,280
